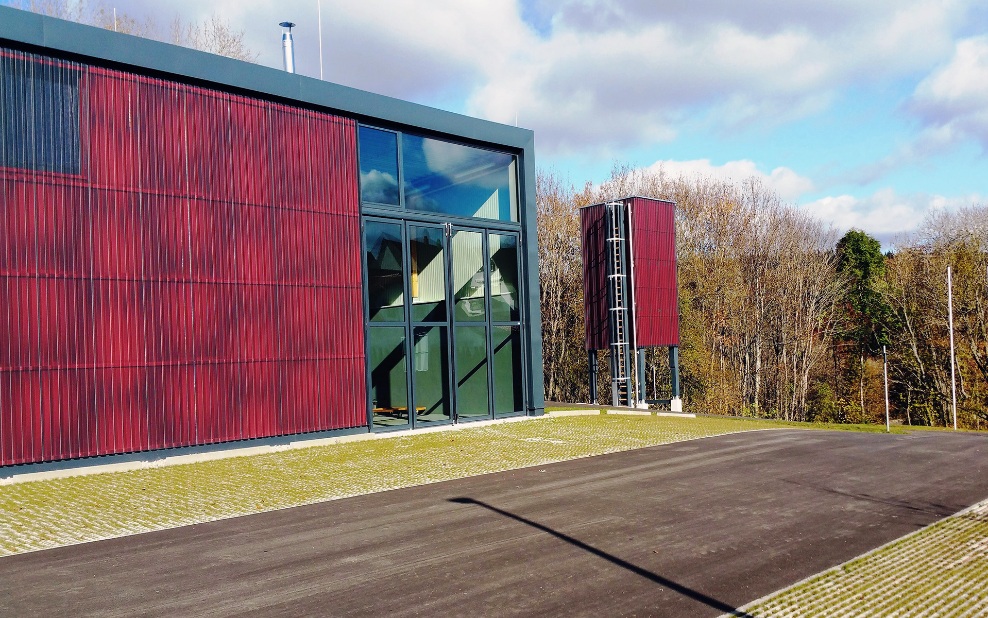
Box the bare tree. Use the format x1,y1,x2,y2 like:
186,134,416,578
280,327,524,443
19,1,258,62
170,14,258,63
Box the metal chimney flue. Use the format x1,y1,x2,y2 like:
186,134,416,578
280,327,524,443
280,22,296,74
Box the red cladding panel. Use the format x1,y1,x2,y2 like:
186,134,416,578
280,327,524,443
580,204,610,351
0,46,365,467
629,197,680,347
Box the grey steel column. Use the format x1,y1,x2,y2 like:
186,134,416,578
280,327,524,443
637,348,647,404
669,346,680,398
588,350,598,404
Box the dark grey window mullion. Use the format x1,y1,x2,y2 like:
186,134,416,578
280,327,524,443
400,220,417,428
482,230,495,419
360,216,373,428
443,223,455,423
506,230,527,415
361,205,522,233
444,223,459,422
396,131,405,210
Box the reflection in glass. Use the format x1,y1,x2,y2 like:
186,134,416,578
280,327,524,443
492,326,524,416
358,126,400,205
452,230,486,321
365,221,405,322
489,233,519,322
413,326,451,424
402,134,518,221
455,326,490,420
410,227,447,322
370,327,409,427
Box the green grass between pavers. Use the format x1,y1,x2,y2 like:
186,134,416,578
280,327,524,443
742,499,988,617
0,415,787,556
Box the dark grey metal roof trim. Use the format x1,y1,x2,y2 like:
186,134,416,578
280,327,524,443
0,5,532,151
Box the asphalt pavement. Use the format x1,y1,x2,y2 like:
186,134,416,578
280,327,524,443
2,429,987,617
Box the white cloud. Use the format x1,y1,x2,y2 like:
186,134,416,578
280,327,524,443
468,0,973,154
645,159,814,202
94,0,985,159
800,188,984,241
911,35,988,148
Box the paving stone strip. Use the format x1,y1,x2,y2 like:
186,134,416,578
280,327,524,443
741,498,988,617
0,414,773,557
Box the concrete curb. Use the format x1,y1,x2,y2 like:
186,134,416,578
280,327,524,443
3,409,697,485
547,409,697,418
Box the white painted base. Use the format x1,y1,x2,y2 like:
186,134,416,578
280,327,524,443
670,397,683,413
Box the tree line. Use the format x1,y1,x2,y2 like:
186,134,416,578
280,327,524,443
538,166,988,430
19,0,257,62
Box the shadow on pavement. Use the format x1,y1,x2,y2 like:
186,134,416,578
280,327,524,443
449,497,752,617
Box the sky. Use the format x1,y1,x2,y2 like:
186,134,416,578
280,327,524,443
8,0,988,244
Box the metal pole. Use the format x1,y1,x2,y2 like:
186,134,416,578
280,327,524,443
883,345,890,433
317,0,324,80
948,266,958,430
626,199,644,407
280,22,297,74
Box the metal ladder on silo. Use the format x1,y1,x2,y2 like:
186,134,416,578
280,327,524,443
605,201,631,407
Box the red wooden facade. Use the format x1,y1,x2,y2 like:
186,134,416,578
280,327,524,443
1,47,366,466
580,202,610,352
580,197,679,351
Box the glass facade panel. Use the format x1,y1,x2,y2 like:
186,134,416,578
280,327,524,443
413,326,451,424
492,325,524,416
365,220,405,322
410,226,447,322
489,233,520,322
369,327,409,428
452,230,486,322
358,126,400,205
455,326,490,420
402,134,518,221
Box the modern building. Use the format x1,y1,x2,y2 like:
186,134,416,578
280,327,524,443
0,7,543,468
580,197,680,409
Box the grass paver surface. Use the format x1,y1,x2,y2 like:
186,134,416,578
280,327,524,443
0,414,784,557
743,498,988,617
3,413,986,616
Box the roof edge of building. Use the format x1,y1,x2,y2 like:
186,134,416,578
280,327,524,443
0,5,533,150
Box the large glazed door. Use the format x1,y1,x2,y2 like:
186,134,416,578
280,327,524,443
450,229,492,421
365,218,524,429
488,232,526,417
365,219,412,430
409,225,453,426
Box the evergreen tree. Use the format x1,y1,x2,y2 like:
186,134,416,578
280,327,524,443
835,229,891,417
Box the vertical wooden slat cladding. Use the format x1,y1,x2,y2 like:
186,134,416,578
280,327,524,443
579,203,610,351
629,197,680,347
0,46,365,467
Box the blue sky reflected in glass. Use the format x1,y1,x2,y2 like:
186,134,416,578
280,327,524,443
358,126,400,206
402,134,517,222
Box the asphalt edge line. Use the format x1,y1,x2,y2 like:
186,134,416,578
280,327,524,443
723,495,988,617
